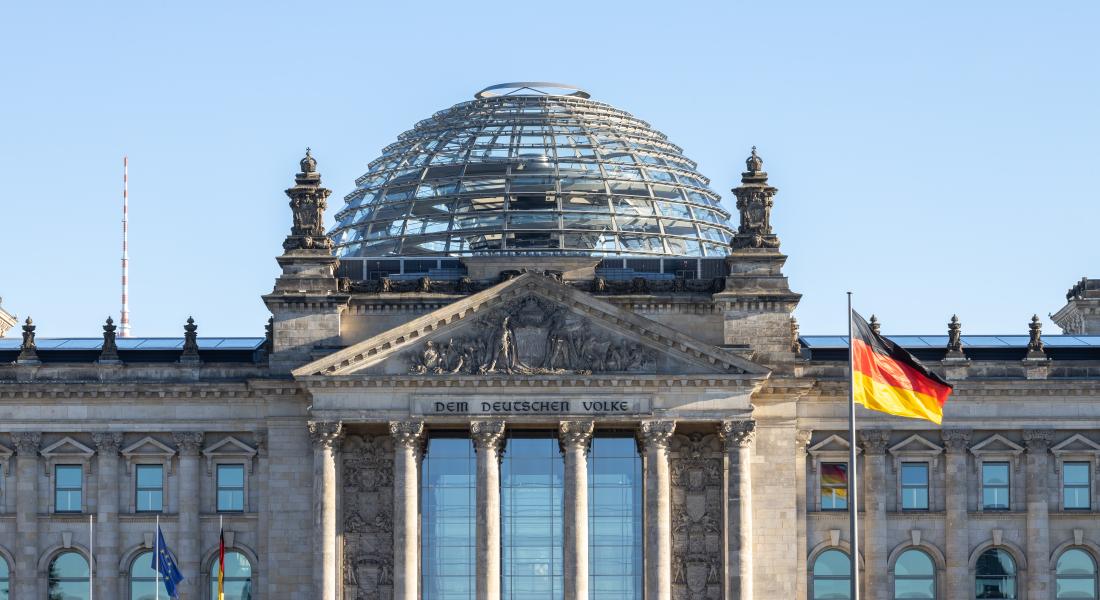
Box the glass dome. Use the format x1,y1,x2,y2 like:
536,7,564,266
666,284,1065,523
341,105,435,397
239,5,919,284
330,83,736,258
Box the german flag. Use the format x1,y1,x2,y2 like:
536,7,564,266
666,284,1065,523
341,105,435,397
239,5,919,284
851,311,953,424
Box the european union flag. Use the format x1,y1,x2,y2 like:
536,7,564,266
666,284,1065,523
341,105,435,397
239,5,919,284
152,526,185,599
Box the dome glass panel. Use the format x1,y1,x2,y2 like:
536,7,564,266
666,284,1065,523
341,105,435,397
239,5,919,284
331,83,736,258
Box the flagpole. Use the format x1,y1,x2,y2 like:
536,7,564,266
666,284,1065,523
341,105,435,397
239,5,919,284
156,514,160,600
847,291,860,600
89,514,94,600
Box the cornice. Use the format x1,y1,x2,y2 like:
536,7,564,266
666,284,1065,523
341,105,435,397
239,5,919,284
297,373,766,390
0,382,303,400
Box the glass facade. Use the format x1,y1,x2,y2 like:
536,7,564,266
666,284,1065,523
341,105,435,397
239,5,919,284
975,548,1016,599
422,437,477,600
130,551,170,600
982,463,1010,510
330,84,736,258
1056,549,1097,599
812,549,852,599
588,436,643,600
894,549,935,599
55,465,82,513
501,435,563,599
209,551,253,600
47,552,90,600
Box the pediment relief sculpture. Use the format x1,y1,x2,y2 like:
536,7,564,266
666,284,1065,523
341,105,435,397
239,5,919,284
406,295,656,375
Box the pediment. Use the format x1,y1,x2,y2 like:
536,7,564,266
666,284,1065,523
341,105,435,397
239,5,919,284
1051,434,1100,456
121,436,176,458
808,434,859,455
969,434,1024,456
41,436,95,459
889,434,944,456
294,273,769,378
202,436,257,474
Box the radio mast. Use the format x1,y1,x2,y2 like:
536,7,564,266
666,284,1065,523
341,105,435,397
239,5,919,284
120,156,132,337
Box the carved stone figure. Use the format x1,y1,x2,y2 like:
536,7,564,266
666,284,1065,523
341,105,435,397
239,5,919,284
670,433,723,600
342,433,395,599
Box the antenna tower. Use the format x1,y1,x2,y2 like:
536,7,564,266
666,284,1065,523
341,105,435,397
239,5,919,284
120,156,132,337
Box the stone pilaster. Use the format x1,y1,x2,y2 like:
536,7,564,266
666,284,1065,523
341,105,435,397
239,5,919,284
309,421,344,600
640,420,676,600
1024,429,1053,600
859,429,891,600
172,431,203,600
720,419,756,600
560,420,594,600
390,421,425,600
12,432,40,599
794,430,813,600
941,429,971,600
92,432,123,600
471,420,505,600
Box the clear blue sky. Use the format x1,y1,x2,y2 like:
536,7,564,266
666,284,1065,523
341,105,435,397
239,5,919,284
1,1,1097,338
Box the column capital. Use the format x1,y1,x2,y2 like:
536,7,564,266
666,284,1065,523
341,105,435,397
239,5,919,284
1023,429,1054,452
308,421,344,450
172,432,205,455
11,431,41,455
389,420,425,450
719,419,757,449
859,429,892,455
795,429,814,454
558,420,594,454
941,428,972,453
470,420,505,453
638,420,676,451
91,432,124,454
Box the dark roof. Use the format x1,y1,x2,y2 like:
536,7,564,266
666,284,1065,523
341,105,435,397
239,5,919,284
800,335,1100,362
0,337,265,364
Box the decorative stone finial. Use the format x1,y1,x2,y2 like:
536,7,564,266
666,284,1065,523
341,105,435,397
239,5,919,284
17,316,39,364
730,146,780,250
180,316,201,364
945,314,965,359
1026,314,1047,360
870,314,881,336
283,148,333,252
98,316,120,363
264,316,274,353
790,316,802,354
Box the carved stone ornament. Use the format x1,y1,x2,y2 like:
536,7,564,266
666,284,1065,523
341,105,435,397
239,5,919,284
1026,314,1047,359
172,432,204,456
406,295,657,375
1023,429,1054,452
91,432,123,454
470,420,506,454
941,429,972,453
388,421,424,450
790,316,802,354
730,147,781,251
719,419,757,449
308,421,344,449
639,420,676,453
180,317,201,363
670,433,724,600
946,315,963,354
870,314,882,336
99,316,120,362
17,317,38,362
859,429,892,455
796,430,814,454
558,420,595,453
283,148,334,252
341,433,394,599
12,431,42,455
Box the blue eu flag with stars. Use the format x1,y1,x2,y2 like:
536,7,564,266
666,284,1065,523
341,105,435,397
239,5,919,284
152,526,185,598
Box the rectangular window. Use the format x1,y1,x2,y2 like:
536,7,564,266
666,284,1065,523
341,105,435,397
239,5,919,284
55,465,82,513
901,463,930,510
216,464,245,512
1063,462,1091,510
820,463,849,510
135,464,164,513
982,462,1010,510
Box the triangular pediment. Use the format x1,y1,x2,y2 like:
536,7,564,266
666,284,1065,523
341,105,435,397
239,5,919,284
294,273,769,378
40,436,95,459
807,434,860,455
121,436,176,459
1051,434,1100,455
889,434,944,456
202,436,257,458
969,434,1024,456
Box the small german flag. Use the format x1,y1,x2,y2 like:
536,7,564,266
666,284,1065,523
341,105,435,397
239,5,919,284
851,311,953,424
217,526,225,600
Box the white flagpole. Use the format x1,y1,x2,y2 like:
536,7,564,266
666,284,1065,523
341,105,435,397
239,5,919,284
89,514,94,600
847,292,861,600
156,514,161,600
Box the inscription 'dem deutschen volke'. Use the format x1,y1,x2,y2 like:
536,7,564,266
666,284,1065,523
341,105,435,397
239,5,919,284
430,400,636,414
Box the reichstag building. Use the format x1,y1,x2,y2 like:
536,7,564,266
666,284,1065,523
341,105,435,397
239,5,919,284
2,82,1099,600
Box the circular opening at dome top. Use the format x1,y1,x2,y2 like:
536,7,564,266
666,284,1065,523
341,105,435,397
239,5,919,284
475,82,591,100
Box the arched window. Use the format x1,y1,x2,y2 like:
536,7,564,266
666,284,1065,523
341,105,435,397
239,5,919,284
894,549,935,599
975,548,1016,599
209,551,252,600
47,551,90,600
0,557,9,600
1056,549,1097,599
130,551,169,600
812,549,852,600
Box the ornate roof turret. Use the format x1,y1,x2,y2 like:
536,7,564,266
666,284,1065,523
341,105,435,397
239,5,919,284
283,149,333,253
300,147,317,174
730,146,780,250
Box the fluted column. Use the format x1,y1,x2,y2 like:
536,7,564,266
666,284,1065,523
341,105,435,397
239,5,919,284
859,429,891,600
795,430,813,600
309,421,344,600
12,432,40,599
640,420,676,600
720,419,757,600
172,431,204,600
1024,429,1053,600
390,421,425,600
92,432,123,600
472,420,505,600
941,429,971,600
560,420,595,600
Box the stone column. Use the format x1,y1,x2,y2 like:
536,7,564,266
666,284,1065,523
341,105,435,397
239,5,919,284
92,432,123,600
1024,429,1053,600
172,431,203,600
560,420,595,600
859,429,891,600
390,421,425,600
12,432,40,599
795,430,813,600
472,420,505,600
720,419,757,600
640,420,676,600
309,421,344,600
941,429,971,600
